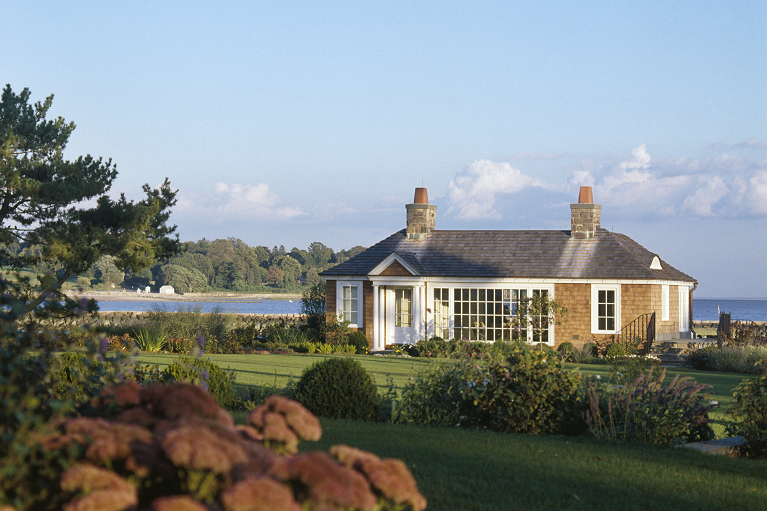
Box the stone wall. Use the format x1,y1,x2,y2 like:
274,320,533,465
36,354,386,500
48,312,307,332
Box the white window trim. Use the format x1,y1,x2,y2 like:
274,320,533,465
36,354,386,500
662,285,669,321
426,283,556,345
336,281,363,328
591,284,621,334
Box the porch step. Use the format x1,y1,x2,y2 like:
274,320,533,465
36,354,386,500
649,338,716,367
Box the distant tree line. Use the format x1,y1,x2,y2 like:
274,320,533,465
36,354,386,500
2,237,366,294
73,239,364,293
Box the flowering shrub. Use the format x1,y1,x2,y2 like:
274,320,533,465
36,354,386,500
584,368,715,445
2,382,427,511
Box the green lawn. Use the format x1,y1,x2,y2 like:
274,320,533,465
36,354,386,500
138,353,751,437
136,353,765,511
305,419,767,511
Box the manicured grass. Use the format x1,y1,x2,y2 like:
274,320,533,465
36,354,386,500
136,353,433,397
301,419,767,511
144,353,763,510
139,353,752,437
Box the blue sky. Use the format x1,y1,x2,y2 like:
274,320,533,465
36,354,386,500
4,1,766,298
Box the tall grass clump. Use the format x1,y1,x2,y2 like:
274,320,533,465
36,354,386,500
706,346,767,374
143,304,230,342
133,329,167,352
584,368,715,445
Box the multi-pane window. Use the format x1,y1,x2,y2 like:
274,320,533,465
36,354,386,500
433,288,450,339
597,289,615,331
395,288,411,327
341,285,358,325
450,287,540,342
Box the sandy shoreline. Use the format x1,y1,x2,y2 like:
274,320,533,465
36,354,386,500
66,291,302,303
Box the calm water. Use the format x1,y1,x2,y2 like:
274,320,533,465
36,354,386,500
94,298,303,315
693,299,767,322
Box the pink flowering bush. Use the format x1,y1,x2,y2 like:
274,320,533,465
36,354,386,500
3,381,426,511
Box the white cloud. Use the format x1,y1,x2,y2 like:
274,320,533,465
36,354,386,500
567,144,767,218
447,160,545,219
177,182,303,221
682,176,729,216
620,144,651,170
745,170,767,215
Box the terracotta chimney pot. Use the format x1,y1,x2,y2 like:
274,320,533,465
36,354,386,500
413,187,429,204
578,186,594,204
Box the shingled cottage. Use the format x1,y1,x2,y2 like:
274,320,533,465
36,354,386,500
320,186,696,352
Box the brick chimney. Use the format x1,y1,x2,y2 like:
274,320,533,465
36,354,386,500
570,186,601,239
406,187,437,240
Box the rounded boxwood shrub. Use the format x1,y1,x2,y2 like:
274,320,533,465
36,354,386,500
293,357,379,420
605,342,626,359
162,356,239,410
347,331,369,354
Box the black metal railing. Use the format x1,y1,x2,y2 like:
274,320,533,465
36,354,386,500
610,312,656,355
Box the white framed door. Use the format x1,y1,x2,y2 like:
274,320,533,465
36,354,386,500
386,287,413,345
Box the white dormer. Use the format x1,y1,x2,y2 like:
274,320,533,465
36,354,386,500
650,255,662,270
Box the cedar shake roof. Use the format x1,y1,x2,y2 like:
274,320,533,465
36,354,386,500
321,228,696,283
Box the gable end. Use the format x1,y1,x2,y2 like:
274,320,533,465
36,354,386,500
378,260,414,276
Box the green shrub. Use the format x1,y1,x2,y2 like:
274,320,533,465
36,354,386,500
165,337,196,354
316,343,334,354
393,344,585,435
557,341,574,356
162,356,239,410
292,341,317,354
414,337,450,357
727,371,767,458
585,368,715,445
204,334,244,354
347,331,369,354
0,323,132,510
225,324,261,348
324,313,351,346
686,345,717,371
582,341,597,356
605,342,626,359
51,352,92,402
293,357,379,420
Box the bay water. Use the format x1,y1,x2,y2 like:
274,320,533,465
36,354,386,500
93,296,767,322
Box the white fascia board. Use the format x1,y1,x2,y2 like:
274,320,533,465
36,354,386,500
418,277,693,286
369,253,419,276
